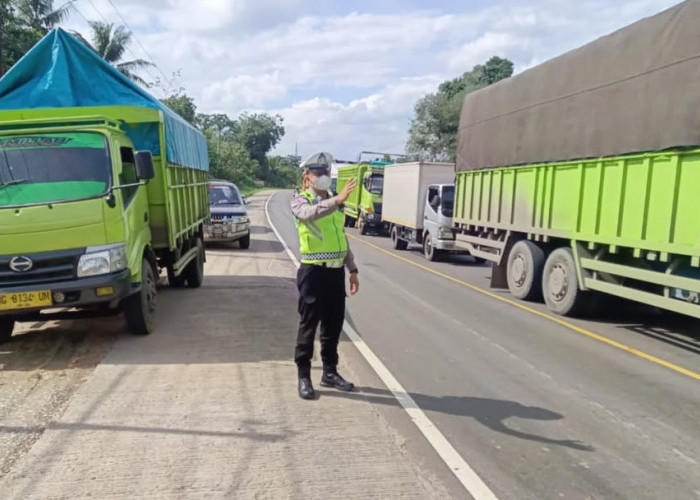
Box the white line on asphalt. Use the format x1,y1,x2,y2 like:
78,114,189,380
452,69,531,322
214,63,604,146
264,191,498,500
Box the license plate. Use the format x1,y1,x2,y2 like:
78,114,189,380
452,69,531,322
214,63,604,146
0,290,52,311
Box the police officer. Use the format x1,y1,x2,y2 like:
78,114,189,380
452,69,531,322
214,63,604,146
291,152,359,400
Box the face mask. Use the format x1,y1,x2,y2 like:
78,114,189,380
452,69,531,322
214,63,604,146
313,175,332,191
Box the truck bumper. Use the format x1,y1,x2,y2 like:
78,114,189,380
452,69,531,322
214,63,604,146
434,239,465,252
0,269,133,319
364,214,389,230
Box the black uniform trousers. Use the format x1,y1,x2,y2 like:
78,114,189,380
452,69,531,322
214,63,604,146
294,263,346,378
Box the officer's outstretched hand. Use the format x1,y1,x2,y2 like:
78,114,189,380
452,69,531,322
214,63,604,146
335,178,357,204
349,273,359,295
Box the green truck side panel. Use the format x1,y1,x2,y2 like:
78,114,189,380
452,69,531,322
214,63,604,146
454,150,700,257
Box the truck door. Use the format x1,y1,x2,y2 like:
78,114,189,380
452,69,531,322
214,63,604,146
425,186,441,237
114,139,151,275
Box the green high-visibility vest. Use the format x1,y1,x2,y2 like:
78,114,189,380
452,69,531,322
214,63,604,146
295,190,348,265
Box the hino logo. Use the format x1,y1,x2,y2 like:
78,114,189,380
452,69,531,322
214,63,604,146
9,256,33,273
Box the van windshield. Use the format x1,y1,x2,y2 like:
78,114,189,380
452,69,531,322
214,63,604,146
209,184,242,205
0,132,110,208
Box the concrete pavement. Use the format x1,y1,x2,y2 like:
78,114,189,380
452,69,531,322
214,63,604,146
0,191,458,499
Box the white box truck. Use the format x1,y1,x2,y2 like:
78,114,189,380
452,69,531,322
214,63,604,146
382,162,477,261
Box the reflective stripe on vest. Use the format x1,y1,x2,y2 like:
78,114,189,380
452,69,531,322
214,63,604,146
295,190,348,265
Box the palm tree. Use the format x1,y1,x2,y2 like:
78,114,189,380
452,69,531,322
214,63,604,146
15,0,72,34
83,20,154,86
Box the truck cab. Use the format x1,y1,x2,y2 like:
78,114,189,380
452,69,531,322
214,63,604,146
421,184,460,260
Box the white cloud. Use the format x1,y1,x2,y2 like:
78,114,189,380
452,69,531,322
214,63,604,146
61,0,682,160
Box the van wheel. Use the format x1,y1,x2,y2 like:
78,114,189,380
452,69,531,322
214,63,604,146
507,240,545,301
391,225,408,250
239,232,251,249
124,259,157,335
0,317,15,343
184,237,205,288
423,233,441,261
542,247,588,316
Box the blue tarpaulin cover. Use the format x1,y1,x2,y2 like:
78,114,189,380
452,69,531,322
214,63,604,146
0,28,208,171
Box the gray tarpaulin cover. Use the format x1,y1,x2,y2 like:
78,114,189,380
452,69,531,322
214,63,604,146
457,0,700,171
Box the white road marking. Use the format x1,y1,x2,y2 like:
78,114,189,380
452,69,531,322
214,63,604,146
265,191,498,500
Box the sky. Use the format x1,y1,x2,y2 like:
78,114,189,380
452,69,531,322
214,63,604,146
62,0,681,162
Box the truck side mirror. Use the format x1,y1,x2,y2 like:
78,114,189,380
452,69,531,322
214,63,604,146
135,151,155,180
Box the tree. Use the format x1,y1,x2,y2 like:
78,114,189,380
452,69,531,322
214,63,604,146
205,129,258,187
233,113,284,182
0,0,43,76
407,56,513,161
14,0,71,34
84,21,154,86
161,92,197,125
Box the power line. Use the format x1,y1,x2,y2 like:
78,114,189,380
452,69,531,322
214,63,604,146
103,0,174,89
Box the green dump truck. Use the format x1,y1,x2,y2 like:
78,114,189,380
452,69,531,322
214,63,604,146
453,1,700,319
0,29,209,341
337,161,388,234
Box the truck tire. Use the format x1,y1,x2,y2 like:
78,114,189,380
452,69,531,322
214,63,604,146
167,266,186,288
507,240,545,301
184,237,205,288
239,232,251,249
124,259,157,335
344,214,356,228
359,217,368,235
423,233,442,261
391,225,408,251
0,317,15,343
542,247,588,316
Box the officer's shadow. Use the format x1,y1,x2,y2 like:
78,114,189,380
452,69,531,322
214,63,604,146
321,386,595,452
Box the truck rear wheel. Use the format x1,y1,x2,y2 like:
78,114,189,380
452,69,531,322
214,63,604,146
423,233,442,261
167,266,186,288
391,226,408,250
184,237,205,288
507,240,545,301
542,247,588,316
124,259,157,335
0,317,15,343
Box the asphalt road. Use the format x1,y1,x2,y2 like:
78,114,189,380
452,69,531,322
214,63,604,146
268,190,700,500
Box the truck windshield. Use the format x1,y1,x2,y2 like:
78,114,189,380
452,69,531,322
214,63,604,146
441,186,455,217
209,184,241,205
368,174,384,194
0,132,110,208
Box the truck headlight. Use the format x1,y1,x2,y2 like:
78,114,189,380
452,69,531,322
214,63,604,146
438,226,454,240
77,244,127,277
234,216,248,224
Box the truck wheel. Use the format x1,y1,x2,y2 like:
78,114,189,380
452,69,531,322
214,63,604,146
184,237,205,288
239,232,251,249
507,240,545,301
391,226,408,251
124,259,157,335
542,247,588,316
359,217,368,235
423,233,441,261
167,266,186,288
0,317,15,343
344,214,355,228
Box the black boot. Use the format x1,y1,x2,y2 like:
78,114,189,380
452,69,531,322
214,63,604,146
298,377,315,400
320,370,354,392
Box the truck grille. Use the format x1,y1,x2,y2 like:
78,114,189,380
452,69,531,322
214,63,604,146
0,248,83,287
